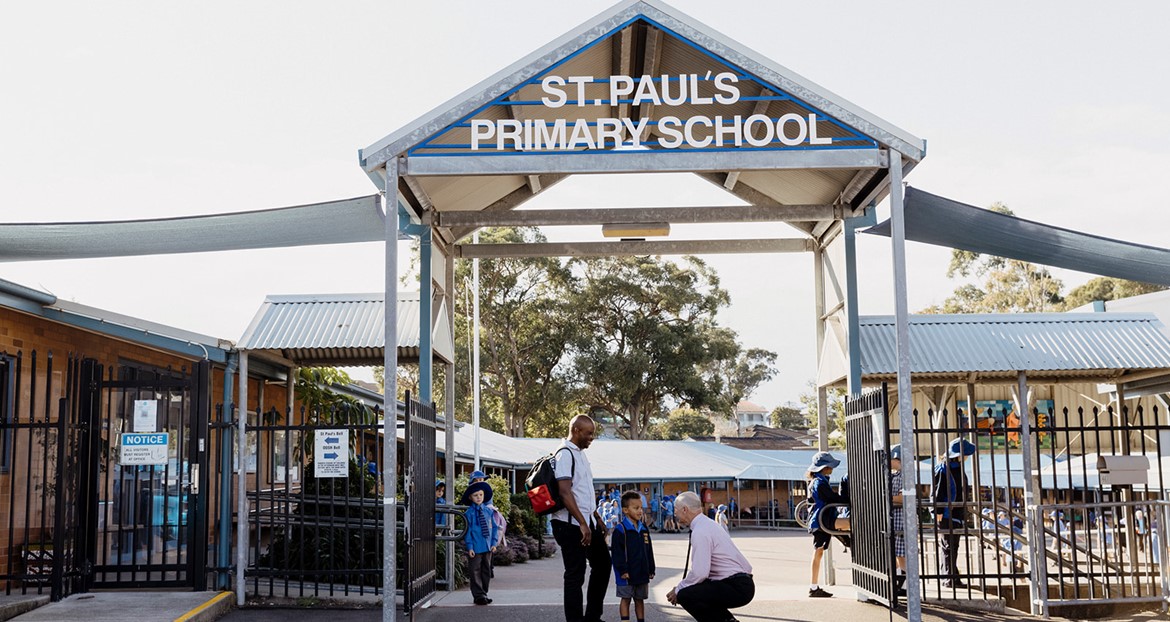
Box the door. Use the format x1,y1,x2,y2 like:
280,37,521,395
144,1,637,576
84,360,210,589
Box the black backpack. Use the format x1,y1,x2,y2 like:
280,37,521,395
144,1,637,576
525,447,575,516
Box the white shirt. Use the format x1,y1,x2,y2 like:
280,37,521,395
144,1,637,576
550,439,596,528
676,514,753,592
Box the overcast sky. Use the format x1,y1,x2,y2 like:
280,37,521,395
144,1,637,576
2,1,1168,411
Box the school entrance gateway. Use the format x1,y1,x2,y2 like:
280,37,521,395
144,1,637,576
358,1,926,620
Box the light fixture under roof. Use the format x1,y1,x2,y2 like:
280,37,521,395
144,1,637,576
601,223,670,238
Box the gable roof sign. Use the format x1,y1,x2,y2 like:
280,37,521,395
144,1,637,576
237,292,454,366
853,313,1170,382
360,0,924,215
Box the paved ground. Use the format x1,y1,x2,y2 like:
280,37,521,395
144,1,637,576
8,530,1169,621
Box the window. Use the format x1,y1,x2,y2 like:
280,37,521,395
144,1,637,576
270,430,302,483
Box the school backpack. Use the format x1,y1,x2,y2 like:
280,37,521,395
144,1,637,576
525,447,575,516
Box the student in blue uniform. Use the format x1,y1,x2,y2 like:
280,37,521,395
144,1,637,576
933,438,975,588
806,452,850,598
611,491,655,622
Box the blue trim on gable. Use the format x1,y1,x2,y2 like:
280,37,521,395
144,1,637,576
410,14,876,156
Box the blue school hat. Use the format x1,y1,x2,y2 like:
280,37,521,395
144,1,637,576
947,438,977,458
808,451,840,473
461,481,493,505
890,445,902,461
470,470,487,481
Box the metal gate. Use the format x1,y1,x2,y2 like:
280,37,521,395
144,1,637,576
0,351,210,599
844,384,897,607
403,394,437,614
244,395,386,598
85,359,211,589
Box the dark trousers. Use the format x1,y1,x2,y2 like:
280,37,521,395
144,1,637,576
940,531,961,580
552,519,610,622
676,573,755,622
468,551,492,600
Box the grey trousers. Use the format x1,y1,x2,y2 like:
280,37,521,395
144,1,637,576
469,551,492,600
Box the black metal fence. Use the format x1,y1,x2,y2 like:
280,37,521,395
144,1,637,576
0,351,84,600
911,403,1170,612
844,385,896,606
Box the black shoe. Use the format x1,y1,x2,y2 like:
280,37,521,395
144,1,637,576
809,587,833,598
940,579,967,589
474,597,489,605
486,598,493,604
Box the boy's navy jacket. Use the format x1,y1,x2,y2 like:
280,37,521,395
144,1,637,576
932,460,970,524
464,502,499,554
807,474,845,533
610,517,655,587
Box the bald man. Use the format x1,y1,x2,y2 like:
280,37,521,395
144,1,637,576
667,491,755,622
551,415,610,622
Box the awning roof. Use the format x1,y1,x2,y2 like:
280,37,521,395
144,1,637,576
866,187,1170,287
424,423,839,483
237,292,454,366
821,312,1170,386
360,0,925,248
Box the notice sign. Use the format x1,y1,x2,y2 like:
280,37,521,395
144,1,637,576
120,433,169,466
314,430,349,478
133,399,158,432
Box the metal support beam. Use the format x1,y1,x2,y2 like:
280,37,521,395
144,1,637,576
449,174,569,241
433,204,840,227
235,352,248,606
813,243,834,585
889,152,921,622
402,149,887,177
1016,370,1042,615
455,238,812,259
420,228,433,404
383,159,401,622
443,248,456,589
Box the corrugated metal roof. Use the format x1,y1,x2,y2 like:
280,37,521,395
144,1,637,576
237,292,452,366
858,313,1170,377
428,424,838,483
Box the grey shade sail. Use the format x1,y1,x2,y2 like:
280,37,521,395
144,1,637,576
0,195,384,262
865,187,1170,286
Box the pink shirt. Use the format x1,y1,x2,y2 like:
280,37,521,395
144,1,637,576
676,514,753,591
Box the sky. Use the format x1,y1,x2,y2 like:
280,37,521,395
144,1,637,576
2,1,1168,412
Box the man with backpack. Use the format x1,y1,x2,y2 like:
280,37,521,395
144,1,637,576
550,415,609,622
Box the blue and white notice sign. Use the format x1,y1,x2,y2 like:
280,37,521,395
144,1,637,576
120,433,169,466
315,429,349,478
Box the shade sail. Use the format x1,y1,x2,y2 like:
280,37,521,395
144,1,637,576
0,195,384,261
865,187,1170,286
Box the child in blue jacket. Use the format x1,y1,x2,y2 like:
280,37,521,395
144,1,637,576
462,481,499,605
611,491,655,622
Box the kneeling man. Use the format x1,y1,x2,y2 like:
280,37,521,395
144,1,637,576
667,492,754,622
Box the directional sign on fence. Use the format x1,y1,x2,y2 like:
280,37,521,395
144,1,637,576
314,429,349,478
120,432,169,466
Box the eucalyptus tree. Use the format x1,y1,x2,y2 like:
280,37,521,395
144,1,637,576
569,255,736,439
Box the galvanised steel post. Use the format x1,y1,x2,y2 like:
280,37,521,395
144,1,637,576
889,152,921,622
383,159,401,622
235,351,248,606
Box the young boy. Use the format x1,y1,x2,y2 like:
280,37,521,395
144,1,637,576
462,481,499,605
611,491,656,622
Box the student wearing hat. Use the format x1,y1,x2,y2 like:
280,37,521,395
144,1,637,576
470,470,487,483
888,446,906,596
806,451,849,598
462,480,499,605
932,438,976,588
435,479,447,528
